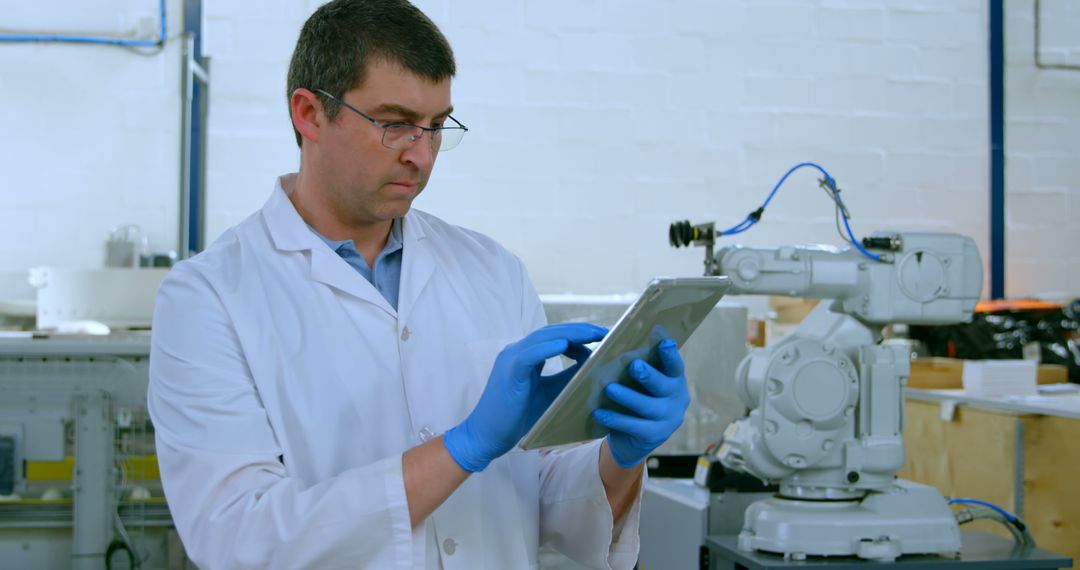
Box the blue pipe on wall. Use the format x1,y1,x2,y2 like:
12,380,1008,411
0,0,165,47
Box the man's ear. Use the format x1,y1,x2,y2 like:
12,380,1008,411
290,88,324,145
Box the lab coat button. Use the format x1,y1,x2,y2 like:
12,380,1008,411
443,538,457,555
401,326,411,341
418,426,435,442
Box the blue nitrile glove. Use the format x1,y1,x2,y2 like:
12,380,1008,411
444,323,607,472
593,338,690,468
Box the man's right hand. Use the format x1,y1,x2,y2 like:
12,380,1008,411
443,323,607,472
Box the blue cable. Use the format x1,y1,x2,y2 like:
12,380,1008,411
840,203,884,261
948,498,1019,522
718,162,883,262
0,0,166,47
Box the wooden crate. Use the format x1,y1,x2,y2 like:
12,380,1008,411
908,357,1068,389
901,399,1080,559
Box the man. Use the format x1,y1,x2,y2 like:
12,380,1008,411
148,1,690,567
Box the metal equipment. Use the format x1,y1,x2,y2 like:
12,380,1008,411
687,230,985,561
0,334,190,569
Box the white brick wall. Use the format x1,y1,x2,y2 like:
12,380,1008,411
3,0,1077,300
1005,0,1080,297
1,0,183,272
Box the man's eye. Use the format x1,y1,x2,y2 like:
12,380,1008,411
384,122,411,130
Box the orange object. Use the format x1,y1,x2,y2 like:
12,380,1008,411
976,299,1061,313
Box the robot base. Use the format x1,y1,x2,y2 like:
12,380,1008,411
737,480,962,562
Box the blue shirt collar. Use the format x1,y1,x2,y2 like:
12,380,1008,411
309,218,404,261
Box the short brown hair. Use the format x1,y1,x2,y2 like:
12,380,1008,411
286,0,456,147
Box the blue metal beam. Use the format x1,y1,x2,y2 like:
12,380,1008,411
184,0,206,255
989,0,1005,299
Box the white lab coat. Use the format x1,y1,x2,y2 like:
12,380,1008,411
148,174,643,569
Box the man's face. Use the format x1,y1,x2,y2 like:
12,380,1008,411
316,61,452,227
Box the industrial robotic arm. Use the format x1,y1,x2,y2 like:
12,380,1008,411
691,230,983,561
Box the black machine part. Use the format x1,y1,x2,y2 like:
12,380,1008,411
0,436,14,496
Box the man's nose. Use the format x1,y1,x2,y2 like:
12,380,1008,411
400,135,436,168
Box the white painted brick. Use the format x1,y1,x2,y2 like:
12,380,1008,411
472,104,561,144
885,152,957,190
740,75,818,110
1006,117,1074,154
950,83,987,119
4,0,1076,298
0,208,40,246
920,118,985,153
1005,154,1035,193
207,100,290,135
914,48,985,82
447,0,522,31
210,58,291,104
672,0,740,37
466,174,565,220
410,0,449,25
596,72,676,109
741,3,819,43
1007,191,1071,227
775,112,850,150
1007,260,1074,298
813,151,886,190
890,151,986,190
597,0,673,35
231,19,301,63
883,79,954,116
844,43,920,79
631,179,723,222
204,17,234,57
1039,0,1080,65
635,110,708,147
742,149,825,188
455,66,524,106
206,0,285,20
702,37,749,79
707,111,773,150
509,31,562,70
450,31,532,68
522,69,595,106
816,79,889,115
773,42,837,77
558,33,635,71
632,36,706,73
554,177,636,219
557,107,634,144
887,9,982,49
524,0,600,33
818,7,885,43
1032,155,1080,188
1008,228,1072,262
919,189,986,225
848,115,923,151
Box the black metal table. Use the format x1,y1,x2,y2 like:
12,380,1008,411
705,531,1072,569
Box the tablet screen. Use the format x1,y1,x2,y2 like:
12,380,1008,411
519,277,732,450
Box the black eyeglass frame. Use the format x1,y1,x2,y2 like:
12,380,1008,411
313,88,468,152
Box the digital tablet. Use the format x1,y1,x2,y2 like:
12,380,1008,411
519,276,732,450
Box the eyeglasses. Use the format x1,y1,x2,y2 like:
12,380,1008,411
314,88,468,152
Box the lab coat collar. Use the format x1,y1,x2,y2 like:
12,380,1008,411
261,173,434,317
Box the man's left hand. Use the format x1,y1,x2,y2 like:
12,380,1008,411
592,338,690,469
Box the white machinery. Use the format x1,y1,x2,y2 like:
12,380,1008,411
0,334,190,569
697,231,982,561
